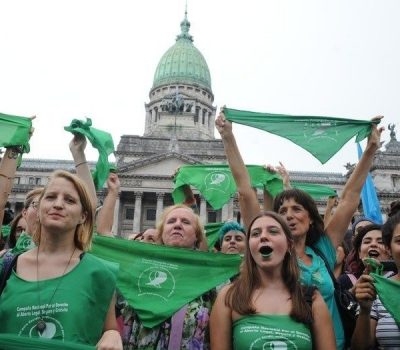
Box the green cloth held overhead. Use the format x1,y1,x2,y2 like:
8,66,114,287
90,236,241,328
64,118,115,190
0,112,32,150
223,107,378,164
172,164,283,210
204,222,225,249
291,182,337,199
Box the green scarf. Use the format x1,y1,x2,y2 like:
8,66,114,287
172,164,282,209
10,232,36,255
0,112,32,150
204,222,225,249
364,258,400,327
0,112,32,165
291,182,337,199
372,273,400,327
90,236,241,328
224,107,377,164
64,118,115,189
1,225,11,239
0,334,94,349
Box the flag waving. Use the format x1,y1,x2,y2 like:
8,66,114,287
64,118,115,189
224,107,378,164
172,164,283,210
357,143,383,224
90,236,241,328
0,112,32,149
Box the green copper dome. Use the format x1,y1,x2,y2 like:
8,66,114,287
152,12,212,91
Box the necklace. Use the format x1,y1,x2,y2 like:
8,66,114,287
36,247,76,333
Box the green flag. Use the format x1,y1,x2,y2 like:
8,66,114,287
372,273,400,327
64,118,115,190
0,334,94,350
291,182,337,199
90,236,241,328
204,222,225,249
363,258,400,327
0,112,32,150
224,107,377,164
172,164,283,210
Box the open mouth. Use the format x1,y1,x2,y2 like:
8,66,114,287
259,246,273,258
368,249,380,258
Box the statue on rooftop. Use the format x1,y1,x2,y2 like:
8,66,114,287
388,123,396,141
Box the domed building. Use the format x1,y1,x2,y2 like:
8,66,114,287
114,11,228,236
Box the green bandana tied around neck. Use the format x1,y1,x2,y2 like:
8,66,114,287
364,258,400,327
223,107,377,164
64,118,115,189
173,164,283,210
90,236,241,328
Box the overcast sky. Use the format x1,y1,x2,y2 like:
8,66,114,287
0,0,398,173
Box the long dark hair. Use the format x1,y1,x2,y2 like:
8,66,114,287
225,211,313,325
273,188,324,247
346,224,382,276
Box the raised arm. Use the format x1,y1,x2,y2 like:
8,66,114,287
263,162,291,212
96,172,120,236
0,147,20,228
215,110,260,229
325,119,383,248
323,195,338,228
69,134,97,213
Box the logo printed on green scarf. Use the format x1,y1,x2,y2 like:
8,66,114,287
305,121,338,143
204,171,231,193
138,262,176,301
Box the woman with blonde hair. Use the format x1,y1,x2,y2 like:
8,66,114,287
0,170,122,349
122,204,215,349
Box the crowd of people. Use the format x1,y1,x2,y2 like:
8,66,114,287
0,110,399,350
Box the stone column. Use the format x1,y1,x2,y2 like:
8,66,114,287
133,192,143,233
221,198,234,221
199,196,207,225
156,192,165,221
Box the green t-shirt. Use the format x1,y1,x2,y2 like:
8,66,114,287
233,314,312,349
0,253,116,346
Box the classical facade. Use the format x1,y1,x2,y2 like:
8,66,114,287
4,12,400,236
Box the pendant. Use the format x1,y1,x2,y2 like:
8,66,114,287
36,318,46,333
